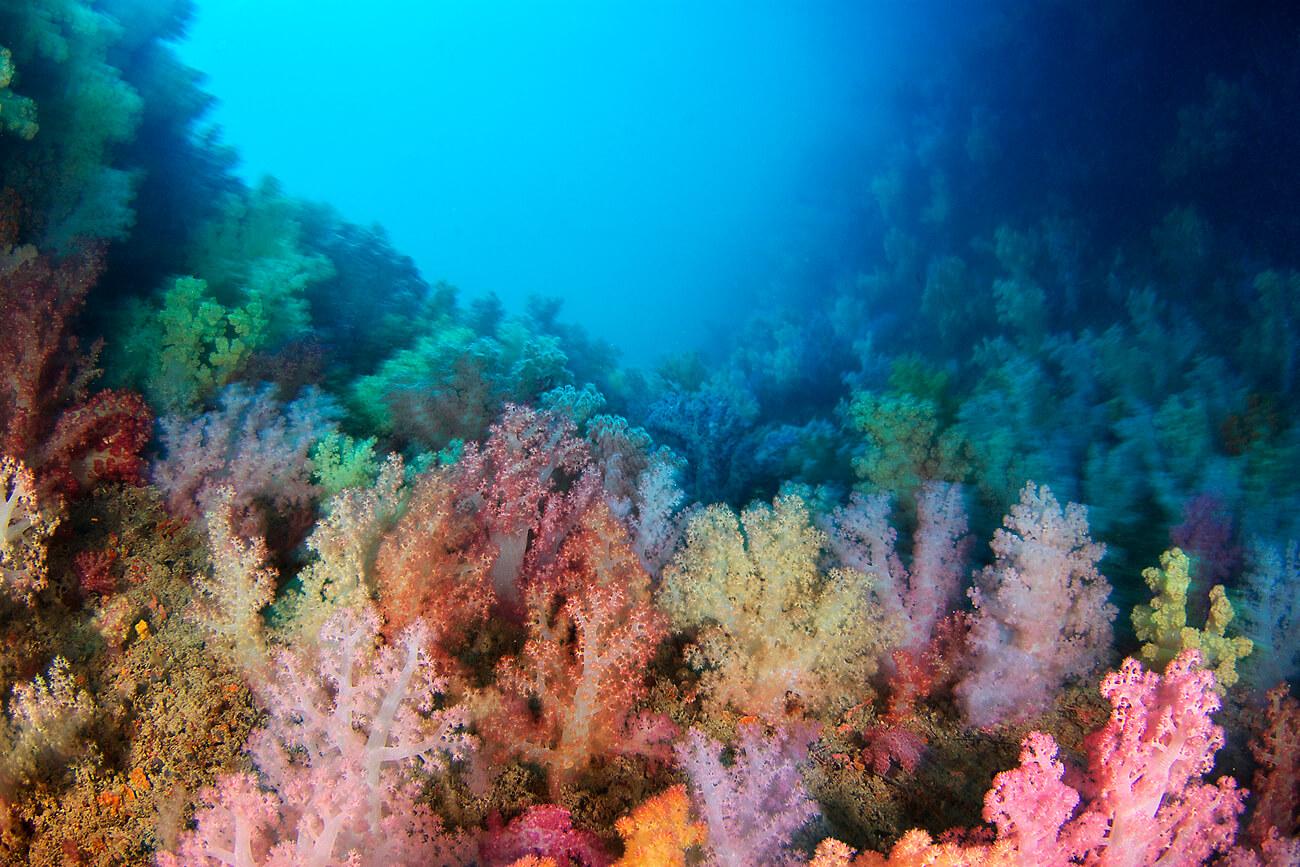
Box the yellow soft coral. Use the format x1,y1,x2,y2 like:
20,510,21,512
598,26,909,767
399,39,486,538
613,784,705,866
659,494,897,720
1131,547,1252,689
837,830,1020,866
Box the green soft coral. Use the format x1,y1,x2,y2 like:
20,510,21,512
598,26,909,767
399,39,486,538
348,323,489,437
187,179,334,348
114,275,267,414
1132,547,1253,690
848,389,968,508
311,431,380,498
0,0,143,246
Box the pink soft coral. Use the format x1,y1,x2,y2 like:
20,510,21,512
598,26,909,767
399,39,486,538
153,383,336,542
158,606,473,867
843,650,1245,866
957,482,1116,728
979,650,1244,866
452,404,596,610
479,805,610,867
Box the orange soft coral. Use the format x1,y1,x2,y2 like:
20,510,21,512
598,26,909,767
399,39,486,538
375,460,493,660
613,785,705,867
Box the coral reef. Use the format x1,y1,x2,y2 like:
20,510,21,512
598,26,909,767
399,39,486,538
0,3,1295,866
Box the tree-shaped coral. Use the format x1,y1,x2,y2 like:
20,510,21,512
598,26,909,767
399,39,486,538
661,494,894,720
153,383,337,541
374,459,493,661
824,481,971,657
1132,547,1252,690
489,501,671,795
1068,651,1245,865
452,404,595,609
847,390,969,512
119,274,267,414
279,454,406,643
1245,685,1300,855
478,805,610,867
845,650,1245,865
159,606,473,867
1237,541,1299,695
957,482,1116,728
0,658,94,832
0,46,38,140
0,244,99,459
189,486,276,675
37,387,152,497
0,0,143,246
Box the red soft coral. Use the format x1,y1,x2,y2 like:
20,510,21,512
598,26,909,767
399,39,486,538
0,244,100,461
479,805,610,867
39,388,152,496
1246,685,1300,851
0,244,154,499
488,501,671,796
73,547,119,597
375,462,494,661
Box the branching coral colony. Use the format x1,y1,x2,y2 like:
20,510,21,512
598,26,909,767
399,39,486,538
0,1,1298,865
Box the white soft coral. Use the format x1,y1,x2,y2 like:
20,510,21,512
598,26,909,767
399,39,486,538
0,455,59,601
160,606,475,867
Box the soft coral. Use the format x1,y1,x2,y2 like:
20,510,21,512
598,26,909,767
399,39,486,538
159,606,474,867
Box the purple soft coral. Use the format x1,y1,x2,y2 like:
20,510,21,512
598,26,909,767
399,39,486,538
825,481,971,657
153,383,337,542
676,721,820,867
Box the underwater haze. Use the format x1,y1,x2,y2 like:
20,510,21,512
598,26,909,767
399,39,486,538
0,1,1299,865
177,0,947,362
